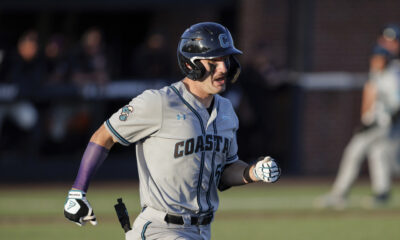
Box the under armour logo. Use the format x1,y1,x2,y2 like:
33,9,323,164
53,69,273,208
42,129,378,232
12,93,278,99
67,200,76,210
220,115,230,120
177,114,186,120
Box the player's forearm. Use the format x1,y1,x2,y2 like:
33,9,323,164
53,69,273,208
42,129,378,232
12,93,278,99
361,82,376,118
220,160,255,187
72,142,109,192
72,125,116,192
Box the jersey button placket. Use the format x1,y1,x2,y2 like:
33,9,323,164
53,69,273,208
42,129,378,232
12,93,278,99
201,119,214,213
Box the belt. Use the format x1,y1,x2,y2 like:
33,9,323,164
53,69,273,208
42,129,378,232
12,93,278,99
164,212,213,225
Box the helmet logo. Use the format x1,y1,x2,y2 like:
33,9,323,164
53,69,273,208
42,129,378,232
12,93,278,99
218,34,230,48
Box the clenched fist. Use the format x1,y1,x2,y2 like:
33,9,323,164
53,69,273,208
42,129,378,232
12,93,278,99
253,156,281,183
64,189,97,226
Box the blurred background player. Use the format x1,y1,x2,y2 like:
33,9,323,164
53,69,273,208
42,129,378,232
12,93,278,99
70,27,110,86
130,30,174,81
44,33,69,84
315,24,400,209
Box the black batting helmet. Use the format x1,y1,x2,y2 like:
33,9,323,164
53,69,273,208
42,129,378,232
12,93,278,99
177,22,242,82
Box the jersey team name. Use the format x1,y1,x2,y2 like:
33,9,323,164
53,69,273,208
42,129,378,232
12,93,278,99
174,134,231,158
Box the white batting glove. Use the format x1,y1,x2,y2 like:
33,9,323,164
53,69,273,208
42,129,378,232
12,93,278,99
64,189,97,226
253,157,281,183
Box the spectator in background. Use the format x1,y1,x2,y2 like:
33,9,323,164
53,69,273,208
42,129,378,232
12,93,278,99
7,30,46,94
71,27,109,86
44,34,70,83
131,31,173,81
236,44,289,162
43,33,75,144
0,32,10,81
0,30,44,159
315,24,400,209
46,27,110,145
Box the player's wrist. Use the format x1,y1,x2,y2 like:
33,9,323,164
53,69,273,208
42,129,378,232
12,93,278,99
64,189,97,226
243,164,257,183
68,189,86,199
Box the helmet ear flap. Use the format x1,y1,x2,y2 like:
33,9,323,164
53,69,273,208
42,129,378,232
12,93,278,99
227,55,241,83
178,53,206,80
188,60,205,80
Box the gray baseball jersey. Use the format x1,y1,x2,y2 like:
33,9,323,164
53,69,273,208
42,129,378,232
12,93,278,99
104,80,239,215
369,59,400,126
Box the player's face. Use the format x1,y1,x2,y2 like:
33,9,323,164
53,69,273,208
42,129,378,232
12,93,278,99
199,56,230,94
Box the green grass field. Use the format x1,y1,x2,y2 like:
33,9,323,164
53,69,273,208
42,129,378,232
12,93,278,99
1,178,400,240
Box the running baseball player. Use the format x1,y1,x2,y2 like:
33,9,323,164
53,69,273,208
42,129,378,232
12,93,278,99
315,24,400,209
64,22,281,239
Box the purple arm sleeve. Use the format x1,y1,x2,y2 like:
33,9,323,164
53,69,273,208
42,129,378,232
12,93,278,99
72,142,109,192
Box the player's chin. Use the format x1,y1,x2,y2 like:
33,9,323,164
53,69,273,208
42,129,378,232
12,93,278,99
212,78,226,93
212,84,226,94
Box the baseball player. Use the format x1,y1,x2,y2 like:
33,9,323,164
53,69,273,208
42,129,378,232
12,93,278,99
63,22,281,239
315,24,400,209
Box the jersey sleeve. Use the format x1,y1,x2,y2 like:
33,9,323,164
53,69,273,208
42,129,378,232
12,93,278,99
217,130,238,192
226,132,239,164
105,89,162,146
218,115,239,192
226,105,239,164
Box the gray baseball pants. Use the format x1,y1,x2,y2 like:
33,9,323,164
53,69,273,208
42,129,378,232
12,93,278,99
126,207,211,240
331,125,399,197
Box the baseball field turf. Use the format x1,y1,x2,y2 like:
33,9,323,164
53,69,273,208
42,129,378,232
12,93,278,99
1,178,400,240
